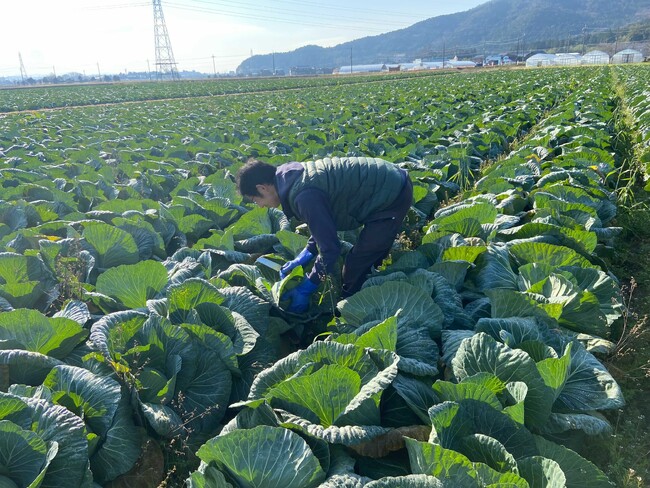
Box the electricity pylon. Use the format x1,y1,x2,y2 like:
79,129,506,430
18,52,29,84
153,0,179,80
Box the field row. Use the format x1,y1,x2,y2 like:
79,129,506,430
0,71,436,113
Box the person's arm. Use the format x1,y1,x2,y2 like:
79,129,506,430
305,235,318,256
293,188,341,282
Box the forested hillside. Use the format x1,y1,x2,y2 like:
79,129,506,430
238,0,650,72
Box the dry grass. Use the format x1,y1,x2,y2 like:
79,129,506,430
591,201,650,487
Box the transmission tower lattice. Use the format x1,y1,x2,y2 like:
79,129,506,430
18,53,29,84
153,0,179,80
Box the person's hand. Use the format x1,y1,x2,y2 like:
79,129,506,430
281,278,318,313
280,248,315,279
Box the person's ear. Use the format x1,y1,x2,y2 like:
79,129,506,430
255,184,266,195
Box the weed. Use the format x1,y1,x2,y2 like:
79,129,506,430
157,393,220,487
611,68,647,205
596,187,650,487
447,135,477,192
92,339,221,487
51,238,87,310
396,229,422,251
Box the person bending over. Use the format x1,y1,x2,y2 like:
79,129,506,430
236,156,413,313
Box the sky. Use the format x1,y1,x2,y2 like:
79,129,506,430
0,0,487,78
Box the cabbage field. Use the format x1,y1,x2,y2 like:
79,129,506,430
0,65,649,488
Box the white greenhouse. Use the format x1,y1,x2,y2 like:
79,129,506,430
554,53,581,66
399,62,423,71
447,60,477,68
526,53,555,67
582,50,610,65
612,49,644,64
336,64,387,74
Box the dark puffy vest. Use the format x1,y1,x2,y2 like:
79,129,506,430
287,157,405,230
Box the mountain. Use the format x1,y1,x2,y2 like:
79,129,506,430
237,0,650,73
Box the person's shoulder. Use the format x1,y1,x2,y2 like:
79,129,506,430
294,186,327,200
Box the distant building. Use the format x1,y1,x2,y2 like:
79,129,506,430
582,50,610,65
554,53,581,66
289,66,333,76
525,52,614,68
447,60,477,68
484,55,513,66
612,49,644,64
335,58,475,75
336,64,387,74
398,62,423,71
399,60,442,71
526,53,556,67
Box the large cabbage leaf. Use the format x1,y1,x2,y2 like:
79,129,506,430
90,260,169,313
365,475,445,487
90,311,233,438
38,365,141,485
190,425,326,488
0,252,58,311
338,281,442,376
236,341,399,446
405,438,529,487
0,419,58,488
451,333,554,428
81,221,140,272
0,392,92,488
0,350,64,386
0,308,88,360
167,279,260,355
227,207,289,240
474,317,624,413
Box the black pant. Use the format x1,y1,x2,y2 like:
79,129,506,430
341,177,414,297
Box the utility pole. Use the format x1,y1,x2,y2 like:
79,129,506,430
212,55,216,77
147,59,152,81
18,52,28,84
97,62,101,80
350,47,353,75
442,40,446,67
582,25,587,54
152,0,179,80
272,52,275,75
516,37,521,64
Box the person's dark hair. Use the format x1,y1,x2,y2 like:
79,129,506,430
236,159,277,197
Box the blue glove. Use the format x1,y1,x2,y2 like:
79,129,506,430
281,278,318,313
280,248,315,279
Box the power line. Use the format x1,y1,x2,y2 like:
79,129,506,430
163,1,402,32
89,0,430,24
180,54,244,60
184,0,429,22
90,0,423,33
83,2,149,10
